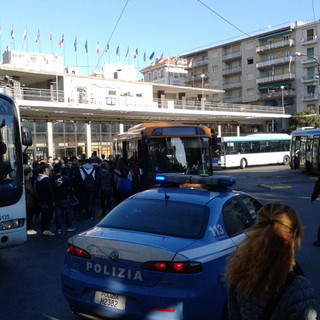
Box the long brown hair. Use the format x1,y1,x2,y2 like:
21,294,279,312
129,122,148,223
225,202,303,298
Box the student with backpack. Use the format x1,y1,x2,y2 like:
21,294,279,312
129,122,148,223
96,162,114,216
52,163,76,234
79,159,97,219
114,157,132,205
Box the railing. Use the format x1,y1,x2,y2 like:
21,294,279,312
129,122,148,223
2,85,284,115
256,56,292,69
192,58,209,67
301,35,318,45
256,73,295,84
222,51,241,61
302,93,319,101
257,90,295,100
256,39,295,53
153,98,283,114
222,66,242,75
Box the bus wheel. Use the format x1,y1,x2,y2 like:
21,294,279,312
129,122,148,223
240,158,247,169
283,155,290,165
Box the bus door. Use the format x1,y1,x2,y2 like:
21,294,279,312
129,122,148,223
312,135,320,174
298,136,307,171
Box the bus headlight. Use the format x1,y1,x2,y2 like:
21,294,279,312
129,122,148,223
0,219,25,230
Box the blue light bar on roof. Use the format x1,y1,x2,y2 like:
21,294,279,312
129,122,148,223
155,173,236,187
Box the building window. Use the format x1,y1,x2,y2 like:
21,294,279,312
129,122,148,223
247,58,254,65
307,47,315,57
307,28,314,41
212,65,218,72
108,90,116,95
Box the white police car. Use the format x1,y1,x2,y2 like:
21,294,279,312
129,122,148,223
61,173,262,320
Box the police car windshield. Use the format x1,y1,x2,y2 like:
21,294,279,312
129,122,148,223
98,199,209,239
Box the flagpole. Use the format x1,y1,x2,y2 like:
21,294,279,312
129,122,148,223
50,33,53,54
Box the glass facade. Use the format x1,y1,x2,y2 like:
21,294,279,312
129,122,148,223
22,120,121,161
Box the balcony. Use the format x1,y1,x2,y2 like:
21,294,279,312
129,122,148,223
222,66,242,76
257,89,295,101
192,58,209,68
256,39,295,53
301,56,320,65
301,35,318,45
302,93,319,101
222,51,241,61
256,73,295,84
301,75,319,83
222,81,242,89
256,56,293,69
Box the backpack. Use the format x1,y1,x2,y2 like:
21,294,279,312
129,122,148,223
99,171,113,194
81,167,96,192
115,171,132,194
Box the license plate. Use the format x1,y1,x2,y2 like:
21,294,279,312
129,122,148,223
94,291,126,310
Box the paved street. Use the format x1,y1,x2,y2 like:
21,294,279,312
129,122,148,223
1,165,320,319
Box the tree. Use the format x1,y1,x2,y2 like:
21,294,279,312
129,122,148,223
289,108,320,130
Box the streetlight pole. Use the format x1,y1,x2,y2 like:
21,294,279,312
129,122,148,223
201,73,205,111
280,85,285,114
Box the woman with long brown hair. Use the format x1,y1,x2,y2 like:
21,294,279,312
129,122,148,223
225,202,317,320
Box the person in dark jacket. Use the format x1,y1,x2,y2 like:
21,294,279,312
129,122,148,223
225,202,317,320
52,163,75,234
96,162,114,216
311,176,320,246
24,167,37,235
35,165,55,236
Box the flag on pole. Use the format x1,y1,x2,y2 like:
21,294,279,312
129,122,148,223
49,32,52,41
104,43,109,54
85,39,88,53
133,48,138,59
159,53,163,62
125,46,129,58
188,58,193,68
59,34,64,48
35,30,40,43
115,45,119,56
10,25,14,39
21,28,27,49
96,42,100,53
23,28,27,41
143,50,146,62
149,51,155,60
74,37,77,52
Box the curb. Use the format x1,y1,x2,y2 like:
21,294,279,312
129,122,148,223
258,184,292,190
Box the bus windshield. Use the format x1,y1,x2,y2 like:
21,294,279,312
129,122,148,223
0,97,23,200
148,137,211,175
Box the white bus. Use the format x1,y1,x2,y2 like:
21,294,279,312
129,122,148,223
0,93,32,248
218,134,291,169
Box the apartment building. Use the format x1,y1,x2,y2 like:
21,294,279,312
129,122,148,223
181,20,320,115
140,57,188,86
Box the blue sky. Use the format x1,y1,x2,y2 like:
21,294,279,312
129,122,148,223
0,0,318,75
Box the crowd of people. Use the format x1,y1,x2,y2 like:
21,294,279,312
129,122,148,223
24,152,142,236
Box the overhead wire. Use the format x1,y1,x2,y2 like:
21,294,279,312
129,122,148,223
94,0,130,71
